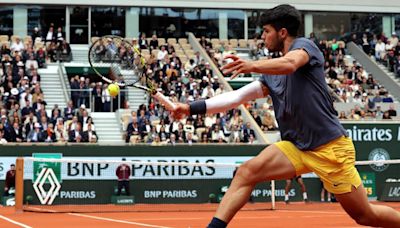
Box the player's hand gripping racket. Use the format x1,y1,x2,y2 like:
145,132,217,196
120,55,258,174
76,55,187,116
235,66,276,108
88,35,176,111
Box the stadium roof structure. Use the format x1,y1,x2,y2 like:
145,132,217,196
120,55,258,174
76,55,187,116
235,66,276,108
7,0,400,13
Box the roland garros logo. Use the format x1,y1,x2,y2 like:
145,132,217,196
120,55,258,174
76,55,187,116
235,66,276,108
33,168,61,205
368,148,390,172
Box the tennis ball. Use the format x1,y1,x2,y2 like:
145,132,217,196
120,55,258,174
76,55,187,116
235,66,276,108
108,83,120,97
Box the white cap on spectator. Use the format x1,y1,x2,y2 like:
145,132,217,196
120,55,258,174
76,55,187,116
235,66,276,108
188,96,194,101
363,93,368,97
17,61,24,67
170,62,175,66
34,123,40,128
23,76,29,80
11,88,19,95
205,62,210,65
97,82,102,86
392,32,397,36
202,76,209,82
1,115,6,119
184,71,189,74
170,91,175,95
80,104,86,109
80,77,85,81
3,92,9,97
213,75,218,79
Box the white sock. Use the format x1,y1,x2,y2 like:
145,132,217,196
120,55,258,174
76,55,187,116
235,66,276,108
327,197,331,202
321,198,325,202
303,192,308,200
284,194,289,201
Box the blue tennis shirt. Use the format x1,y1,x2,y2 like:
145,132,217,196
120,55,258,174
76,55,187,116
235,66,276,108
259,38,347,150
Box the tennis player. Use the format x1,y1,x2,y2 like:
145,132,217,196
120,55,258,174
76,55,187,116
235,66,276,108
171,4,400,228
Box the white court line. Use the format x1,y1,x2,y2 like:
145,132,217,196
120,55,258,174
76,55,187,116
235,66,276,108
0,214,32,228
68,213,173,228
278,210,345,215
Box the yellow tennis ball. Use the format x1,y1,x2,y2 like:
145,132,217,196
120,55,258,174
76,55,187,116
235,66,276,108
108,83,120,97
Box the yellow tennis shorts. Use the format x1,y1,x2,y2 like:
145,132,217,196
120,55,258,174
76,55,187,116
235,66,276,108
276,136,362,194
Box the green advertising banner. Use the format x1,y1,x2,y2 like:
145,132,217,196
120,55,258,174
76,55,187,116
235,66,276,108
360,172,376,199
342,122,400,199
33,153,62,183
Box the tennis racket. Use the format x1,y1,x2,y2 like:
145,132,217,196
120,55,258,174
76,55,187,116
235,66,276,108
88,35,176,111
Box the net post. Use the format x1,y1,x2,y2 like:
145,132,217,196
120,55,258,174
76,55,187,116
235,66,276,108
271,180,275,210
15,157,24,213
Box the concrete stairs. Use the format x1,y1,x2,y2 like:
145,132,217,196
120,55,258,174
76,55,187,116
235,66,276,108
90,112,125,145
377,63,400,97
70,45,89,63
38,64,68,111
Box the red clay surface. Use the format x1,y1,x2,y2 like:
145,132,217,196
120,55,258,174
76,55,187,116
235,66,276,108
0,201,399,228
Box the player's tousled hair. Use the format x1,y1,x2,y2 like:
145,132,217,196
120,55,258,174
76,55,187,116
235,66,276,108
260,4,301,37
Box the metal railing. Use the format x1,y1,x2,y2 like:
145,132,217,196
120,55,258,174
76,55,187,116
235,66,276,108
66,88,135,112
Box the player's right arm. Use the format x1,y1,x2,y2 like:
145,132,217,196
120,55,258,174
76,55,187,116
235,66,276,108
171,80,268,119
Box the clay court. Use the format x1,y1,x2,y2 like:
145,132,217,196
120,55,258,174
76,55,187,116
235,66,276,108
1,202,399,227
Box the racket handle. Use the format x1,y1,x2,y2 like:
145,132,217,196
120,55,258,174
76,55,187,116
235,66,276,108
152,92,176,111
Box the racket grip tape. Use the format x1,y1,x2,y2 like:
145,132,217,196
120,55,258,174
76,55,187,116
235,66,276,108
152,92,176,111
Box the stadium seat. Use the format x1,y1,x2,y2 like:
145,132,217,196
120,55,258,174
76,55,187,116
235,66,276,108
229,39,238,48
167,38,177,45
0,35,9,43
181,44,192,50
178,38,188,45
220,39,229,46
91,37,100,44
158,38,166,46
238,39,248,48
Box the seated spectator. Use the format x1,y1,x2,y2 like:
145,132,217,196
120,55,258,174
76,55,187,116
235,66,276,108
151,135,162,146
58,40,72,62
242,122,255,142
382,92,394,102
338,111,348,119
43,123,56,142
55,123,68,143
36,46,46,68
126,121,140,143
0,42,11,57
45,26,55,42
25,54,39,72
139,33,148,49
0,129,8,144
382,111,392,120
388,104,397,117
64,100,75,120
47,41,58,62
7,121,23,142
82,123,98,143
27,122,44,142
211,124,225,142
68,122,83,142
185,132,196,145
56,27,65,44
10,37,25,53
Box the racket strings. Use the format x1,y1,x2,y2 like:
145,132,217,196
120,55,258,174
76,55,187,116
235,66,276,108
89,36,142,86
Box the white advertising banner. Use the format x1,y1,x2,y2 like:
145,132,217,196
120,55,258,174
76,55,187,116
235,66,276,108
0,156,318,180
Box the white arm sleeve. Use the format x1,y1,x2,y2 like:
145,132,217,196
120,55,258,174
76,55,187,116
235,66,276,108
205,80,266,114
